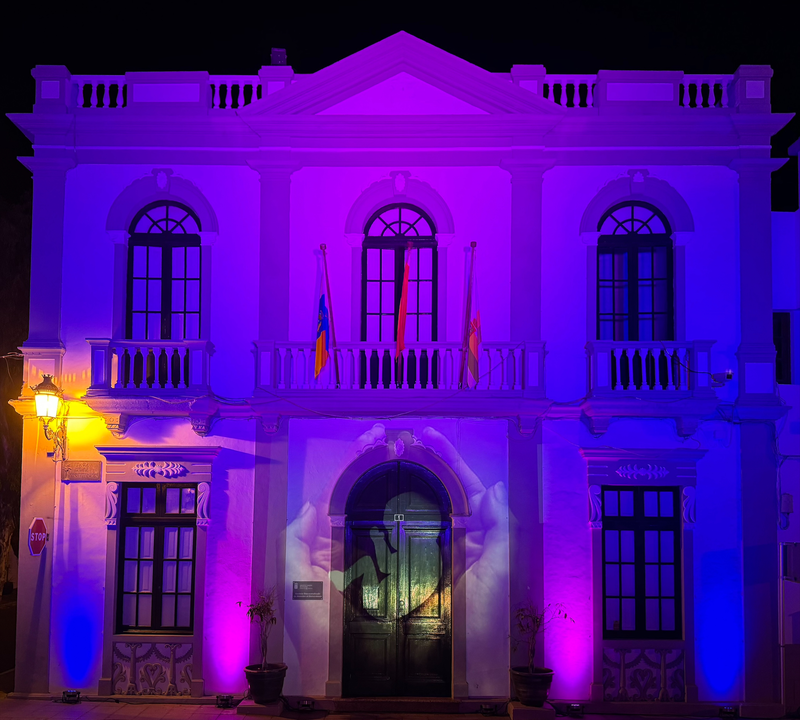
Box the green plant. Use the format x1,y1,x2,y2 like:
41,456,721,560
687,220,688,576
246,587,278,670
512,602,574,673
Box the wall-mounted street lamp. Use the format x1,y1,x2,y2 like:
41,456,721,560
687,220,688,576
31,374,66,461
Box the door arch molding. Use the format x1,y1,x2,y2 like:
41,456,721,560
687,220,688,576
326,430,470,698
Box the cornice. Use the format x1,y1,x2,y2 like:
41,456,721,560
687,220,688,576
95,445,221,462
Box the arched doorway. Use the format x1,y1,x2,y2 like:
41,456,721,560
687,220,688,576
343,460,452,697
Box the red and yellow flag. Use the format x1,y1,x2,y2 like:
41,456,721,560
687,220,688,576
396,244,412,359
460,242,481,388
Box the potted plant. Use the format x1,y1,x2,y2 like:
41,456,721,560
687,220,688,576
244,587,287,704
510,602,574,707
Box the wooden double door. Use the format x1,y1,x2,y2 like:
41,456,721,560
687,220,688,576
343,461,452,697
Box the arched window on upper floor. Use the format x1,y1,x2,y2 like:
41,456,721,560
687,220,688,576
361,203,438,343
597,202,674,342
126,201,202,341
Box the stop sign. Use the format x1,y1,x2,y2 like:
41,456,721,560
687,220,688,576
28,518,48,556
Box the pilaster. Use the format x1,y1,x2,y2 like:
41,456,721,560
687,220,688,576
731,156,787,707
18,156,75,348
248,160,295,343
501,160,554,344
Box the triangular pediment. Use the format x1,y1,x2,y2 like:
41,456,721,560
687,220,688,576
240,32,563,117
317,72,488,115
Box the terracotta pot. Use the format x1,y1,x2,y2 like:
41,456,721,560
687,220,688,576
244,663,287,705
510,666,554,707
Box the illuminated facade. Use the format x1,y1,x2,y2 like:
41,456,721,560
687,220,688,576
8,32,799,716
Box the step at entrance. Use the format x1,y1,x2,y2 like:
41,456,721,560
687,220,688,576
238,697,510,717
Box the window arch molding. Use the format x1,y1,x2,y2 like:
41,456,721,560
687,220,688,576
344,173,455,235
106,170,219,234
106,171,217,340
579,172,694,236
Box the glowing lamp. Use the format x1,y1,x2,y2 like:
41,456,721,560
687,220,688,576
33,374,62,419
31,374,66,461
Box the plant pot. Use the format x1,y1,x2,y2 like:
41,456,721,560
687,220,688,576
244,663,287,705
510,666,554,707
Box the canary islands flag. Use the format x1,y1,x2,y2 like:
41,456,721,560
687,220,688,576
315,292,330,378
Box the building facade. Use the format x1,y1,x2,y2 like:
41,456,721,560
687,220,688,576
8,31,799,717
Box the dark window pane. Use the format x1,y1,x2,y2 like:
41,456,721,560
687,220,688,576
614,252,628,279
621,598,635,630
661,531,674,563
186,247,200,278
599,253,613,280
654,246,668,277
133,246,147,277
644,492,658,517
646,598,660,630
661,565,675,596
148,247,162,277
621,531,635,562
662,599,675,630
660,491,674,517
604,491,618,517
606,599,620,630
621,564,635,596
638,250,652,279
645,531,658,563
605,530,619,562
620,491,634,516
645,564,659,596
606,564,620,596
639,283,653,312
172,247,185,278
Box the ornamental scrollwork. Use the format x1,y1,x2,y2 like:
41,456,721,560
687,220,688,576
682,486,696,527
589,485,602,528
105,482,120,526
133,461,187,478
197,482,211,527
615,463,669,481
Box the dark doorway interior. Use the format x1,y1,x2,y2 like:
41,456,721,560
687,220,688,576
343,460,452,697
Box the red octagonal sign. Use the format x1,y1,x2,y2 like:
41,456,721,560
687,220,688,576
29,517,48,556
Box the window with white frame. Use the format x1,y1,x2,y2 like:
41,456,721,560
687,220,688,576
597,201,674,342
117,483,197,634
126,201,202,341
602,485,682,639
361,203,438,343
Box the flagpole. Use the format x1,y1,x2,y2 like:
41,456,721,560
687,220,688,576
459,242,476,388
320,244,340,387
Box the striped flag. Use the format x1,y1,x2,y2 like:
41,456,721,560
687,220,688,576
460,242,481,388
314,244,339,383
395,243,413,359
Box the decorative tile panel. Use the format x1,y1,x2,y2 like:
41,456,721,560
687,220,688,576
112,641,193,696
602,647,685,701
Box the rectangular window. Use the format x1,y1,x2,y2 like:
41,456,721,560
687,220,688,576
117,483,197,634
602,486,681,639
774,312,791,384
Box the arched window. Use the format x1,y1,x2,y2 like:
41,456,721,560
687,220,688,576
126,201,202,340
361,204,438,343
597,202,673,341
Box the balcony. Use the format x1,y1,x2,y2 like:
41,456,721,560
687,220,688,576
84,339,214,437
583,340,719,436
252,340,547,419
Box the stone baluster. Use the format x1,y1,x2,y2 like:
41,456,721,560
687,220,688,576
74,81,84,108
276,347,287,389
499,349,509,390
89,82,98,109
587,82,594,107
400,348,410,389
547,82,555,102
341,349,352,390
413,350,422,390
664,347,676,390
721,79,729,108
427,347,435,389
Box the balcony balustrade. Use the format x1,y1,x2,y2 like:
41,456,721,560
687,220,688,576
68,74,734,111
586,340,715,397
86,339,213,395
256,340,545,394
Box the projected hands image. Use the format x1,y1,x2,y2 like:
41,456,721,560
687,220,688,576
283,422,509,695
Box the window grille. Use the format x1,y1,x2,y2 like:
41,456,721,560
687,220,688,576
597,202,673,342
361,204,438,344
602,485,682,639
126,201,202,341
117,483,197,634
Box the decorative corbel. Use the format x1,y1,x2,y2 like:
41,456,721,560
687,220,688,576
589,485,602,529
260,415,280,434
105,482,120,526
102,413,130,439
